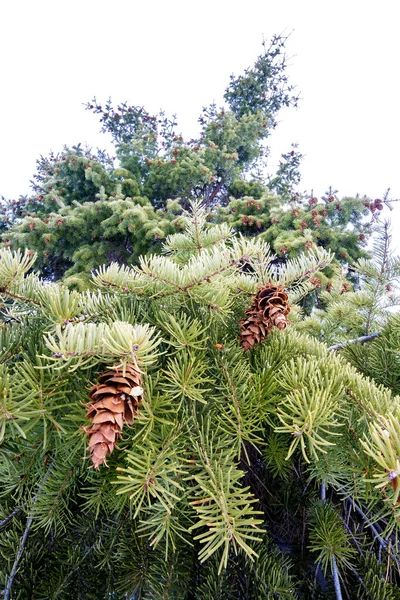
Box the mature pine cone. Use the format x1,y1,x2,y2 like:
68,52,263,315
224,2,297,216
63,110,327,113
240,284,290,351
84,363,143,468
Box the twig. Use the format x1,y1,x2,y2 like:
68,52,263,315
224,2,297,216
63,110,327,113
53,542,96,598
320,484,326,501
1,289,39,306
2,461,54,600
340,516,364,558
0,504,27,528
350,501,400,570
327,332,381,352
331,555,343,600
346,564,374,599
319,484,344,598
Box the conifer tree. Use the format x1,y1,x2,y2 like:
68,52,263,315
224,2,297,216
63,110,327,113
1,35,381,285
1,205,400,599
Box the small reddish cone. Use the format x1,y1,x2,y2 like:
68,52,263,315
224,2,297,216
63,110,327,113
84,363,143,468
240,284,291,351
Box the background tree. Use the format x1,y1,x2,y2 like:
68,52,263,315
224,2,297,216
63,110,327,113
1,34,380,287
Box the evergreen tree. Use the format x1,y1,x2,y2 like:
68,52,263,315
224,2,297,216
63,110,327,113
1,205,400,599
1,35,381,285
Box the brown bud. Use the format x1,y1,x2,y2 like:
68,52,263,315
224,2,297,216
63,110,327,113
309,277,321,288
341,282,350,294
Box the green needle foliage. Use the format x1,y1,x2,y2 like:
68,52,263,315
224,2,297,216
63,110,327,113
296,220,400,346
1,32,399,599
308,501,357,575
1,204,400,599
1,35,380,287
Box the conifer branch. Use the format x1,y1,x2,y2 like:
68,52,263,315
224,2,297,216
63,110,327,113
346,499,400,570
2,461,54,600
365,223,390,335
276,247,333,288
52,542,96,599
0,504,26,528
346,564,374,599
331,555,343,600
0,288,40,306
327,332,381,351
147,260,241,297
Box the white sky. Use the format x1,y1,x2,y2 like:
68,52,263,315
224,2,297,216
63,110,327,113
1,0,400,247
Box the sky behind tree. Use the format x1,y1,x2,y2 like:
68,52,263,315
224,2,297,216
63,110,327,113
1,0,399,243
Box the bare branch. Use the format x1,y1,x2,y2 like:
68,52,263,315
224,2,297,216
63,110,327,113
0,504,26,528
327,332,381,352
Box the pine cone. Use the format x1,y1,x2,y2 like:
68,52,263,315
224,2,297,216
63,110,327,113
84,363,143,468
240,284,291,351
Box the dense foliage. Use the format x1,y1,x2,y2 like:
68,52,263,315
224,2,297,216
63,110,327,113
1,35,380,288
1,208,400,599
1,35,400,600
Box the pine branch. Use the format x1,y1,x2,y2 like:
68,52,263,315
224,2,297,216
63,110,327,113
0,504,26,528
164,227,231,253
0,249,37,293
52,542,96,599
347,499,400,570
0,289,40,306
2,461,54,600
363,221,392,335
276,247,333,288
331,555,343,600
346,564,375,600
44,321,160,371
327,332,381,351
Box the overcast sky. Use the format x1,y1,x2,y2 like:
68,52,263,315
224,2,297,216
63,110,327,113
1,0,399,246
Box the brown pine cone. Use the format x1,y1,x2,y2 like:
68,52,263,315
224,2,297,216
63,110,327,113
84,363,143,468
240,285,291,351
